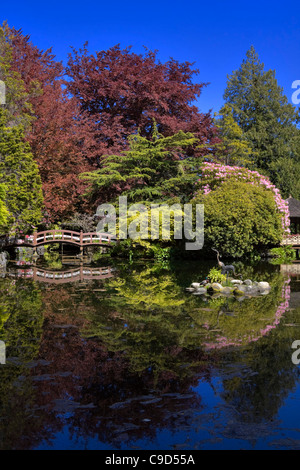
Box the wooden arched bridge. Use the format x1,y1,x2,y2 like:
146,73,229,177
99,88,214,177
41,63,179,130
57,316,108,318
15,230,117,250
8,265,115,284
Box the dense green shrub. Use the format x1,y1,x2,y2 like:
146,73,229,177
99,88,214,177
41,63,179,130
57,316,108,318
194,180,283,258
207,267,227,284
0,108,44,234
269,246,296,264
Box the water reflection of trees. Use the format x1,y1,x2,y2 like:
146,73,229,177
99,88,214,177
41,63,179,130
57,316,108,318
81,265,214,379
219,304,300,424
0,270,212,449
190,274,289,349
0,262,299,449
0,278,44,450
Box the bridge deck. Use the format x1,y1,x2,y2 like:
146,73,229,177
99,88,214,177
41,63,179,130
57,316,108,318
280,263,300,276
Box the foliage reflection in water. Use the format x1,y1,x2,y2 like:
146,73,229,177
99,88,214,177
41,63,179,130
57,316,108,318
0,258,299,450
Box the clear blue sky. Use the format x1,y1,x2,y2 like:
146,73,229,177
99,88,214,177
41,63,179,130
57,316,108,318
1,0,300,114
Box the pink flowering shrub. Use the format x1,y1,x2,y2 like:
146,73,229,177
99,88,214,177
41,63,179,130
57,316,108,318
194,162,290,235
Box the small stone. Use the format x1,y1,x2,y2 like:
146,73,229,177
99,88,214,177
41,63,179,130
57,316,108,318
257,281,270,290
239,284,252,293
220,286,234,294
211,293,222,299
231,279,243,285
192,287,207,295
259,290,270,295
234,287,245,296
211,282,222,291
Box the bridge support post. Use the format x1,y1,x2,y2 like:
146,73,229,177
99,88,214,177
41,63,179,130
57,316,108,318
32,231,39,261
79,230,84,259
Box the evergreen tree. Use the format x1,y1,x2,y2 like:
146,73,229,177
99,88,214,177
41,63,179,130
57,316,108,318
223,46,300,175
0,107,44,233
81,123,198,205
214,104,254,166
269,157,300,200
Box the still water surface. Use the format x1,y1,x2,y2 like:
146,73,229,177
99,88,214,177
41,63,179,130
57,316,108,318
0,257,300,450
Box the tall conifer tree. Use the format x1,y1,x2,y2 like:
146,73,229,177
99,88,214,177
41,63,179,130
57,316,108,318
223,46,300,176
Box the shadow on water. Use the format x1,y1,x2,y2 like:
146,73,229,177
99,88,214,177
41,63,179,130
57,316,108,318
0,256,300,449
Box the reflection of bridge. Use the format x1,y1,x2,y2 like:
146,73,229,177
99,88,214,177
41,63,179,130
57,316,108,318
8,266,115,284
14,230,117,249
281,263,300,276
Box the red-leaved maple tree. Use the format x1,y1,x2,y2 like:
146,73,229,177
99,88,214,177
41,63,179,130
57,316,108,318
6,26,219,221
9,27,93,221
66,44,219,163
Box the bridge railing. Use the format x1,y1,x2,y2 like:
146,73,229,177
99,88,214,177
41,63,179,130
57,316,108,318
81,232,116,245
19,230,117,247
8,266,116,283
280,263,300,275
35,230,80,245
281,234,300,246
33,266,115,283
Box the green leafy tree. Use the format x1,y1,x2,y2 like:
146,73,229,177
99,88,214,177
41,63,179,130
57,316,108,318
223,46,300,177
0,107,44,233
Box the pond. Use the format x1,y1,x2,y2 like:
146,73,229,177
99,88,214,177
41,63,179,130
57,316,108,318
0,256,300,450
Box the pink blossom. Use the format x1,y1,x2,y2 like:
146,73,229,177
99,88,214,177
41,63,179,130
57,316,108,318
195,163,290,234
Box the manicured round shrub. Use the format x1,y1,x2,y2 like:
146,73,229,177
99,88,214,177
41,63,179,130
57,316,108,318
194,180,283,257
